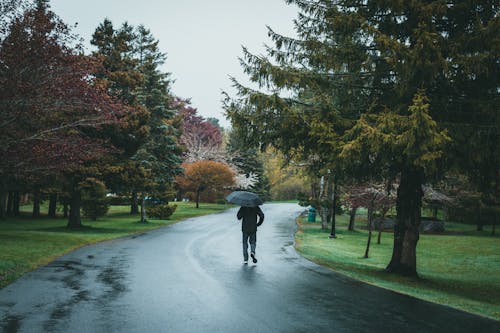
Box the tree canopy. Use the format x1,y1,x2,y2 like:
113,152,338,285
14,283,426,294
176,160,235,208
225,0,499,276
0,0,129,226
91,18,183,222
0,2,185,226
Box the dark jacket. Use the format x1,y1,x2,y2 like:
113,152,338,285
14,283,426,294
237,206,264,233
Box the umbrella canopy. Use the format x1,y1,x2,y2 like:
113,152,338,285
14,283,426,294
226,191,263,207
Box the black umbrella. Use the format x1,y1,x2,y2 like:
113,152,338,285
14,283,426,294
226,191,263,207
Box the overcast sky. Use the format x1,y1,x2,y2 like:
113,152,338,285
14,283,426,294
49,0,298,128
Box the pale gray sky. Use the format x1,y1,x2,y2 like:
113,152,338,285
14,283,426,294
49,0,298,128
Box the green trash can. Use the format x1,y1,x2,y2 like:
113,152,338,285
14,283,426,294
307,207,316,222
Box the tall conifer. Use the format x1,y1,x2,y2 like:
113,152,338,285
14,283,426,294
226,0,498,276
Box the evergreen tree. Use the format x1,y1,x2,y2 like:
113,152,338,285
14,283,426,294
91,19,141,105
132,25,182,221
226,0,498,276
227,128,270,200
91,20,149,215
91,21,183,221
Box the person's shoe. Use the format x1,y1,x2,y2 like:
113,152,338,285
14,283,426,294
243,260,248,264
251,252,257,263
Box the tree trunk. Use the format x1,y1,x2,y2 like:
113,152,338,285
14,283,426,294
130,191,139,215
377,208,389,244
364,201,374,258
491,212,498,236
310,182,318,201
348,206,357,231
432,207,438,219
48,193,57,218
32,189,41,218
140,196,147,223
320,206,328,229
319,175,328,230
442,207,448,221
12,192,20,216
67,189,82,229
329,179,337,238
0,190,6,219
476,205,483,231
327,175,333,224
6,191,13,216
385,168,423,277
63,203,68,218
195,189,200,208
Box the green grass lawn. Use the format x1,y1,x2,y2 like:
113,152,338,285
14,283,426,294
295,214,500,321
0,202,230,289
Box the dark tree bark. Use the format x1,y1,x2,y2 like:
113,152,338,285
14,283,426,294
6,191,13,216
48,193,57,218
140,195,147,223
63,203,68,218
386,168,423,277
319,175,328,230
327,175,333,224
476,206,483,231
67,189,82,229
130,191,139,215
195,188,200,209
348,206,357,231
377,207,390,244
432,207,438,219
32,189,41,218
329,179,337,238
12,192,20,216
0,190,6,219
310,182,318,202
364,203,374,258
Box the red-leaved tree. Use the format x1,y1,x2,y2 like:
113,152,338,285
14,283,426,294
178,103,223,162
0,1,127,227
344,182,395,258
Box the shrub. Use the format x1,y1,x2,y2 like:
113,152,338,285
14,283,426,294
80,178,110,220
108,195,131,206
148,204,177,220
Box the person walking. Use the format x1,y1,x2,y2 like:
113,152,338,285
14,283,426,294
237,206,264,264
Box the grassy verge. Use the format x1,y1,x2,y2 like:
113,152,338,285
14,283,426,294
295,214,500,321
0,202,230,289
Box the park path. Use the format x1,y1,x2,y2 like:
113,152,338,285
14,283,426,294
1,203,498,332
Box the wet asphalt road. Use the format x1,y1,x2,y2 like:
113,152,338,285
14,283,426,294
1,203,499,333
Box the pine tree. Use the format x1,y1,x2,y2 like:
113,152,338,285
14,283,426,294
227,128,271,200
226,0,498,276
132,25,182,221
91,20,149,215
91,21,183,221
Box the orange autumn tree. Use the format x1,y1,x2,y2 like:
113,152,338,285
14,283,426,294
176,160,235,208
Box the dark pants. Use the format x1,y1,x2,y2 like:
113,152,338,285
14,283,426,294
242,231,256,261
